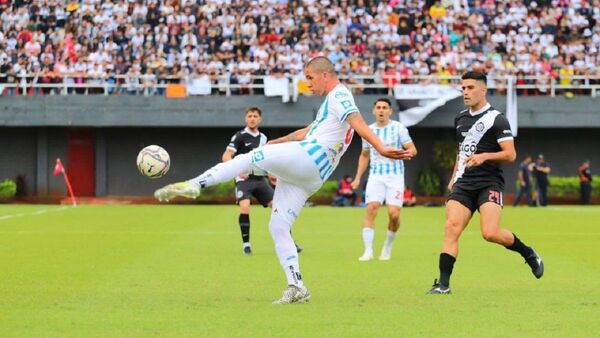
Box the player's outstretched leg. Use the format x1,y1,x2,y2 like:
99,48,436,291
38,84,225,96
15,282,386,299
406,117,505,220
479,203,544,279
155,152,254,202
154,181,201,202
506,235,544,279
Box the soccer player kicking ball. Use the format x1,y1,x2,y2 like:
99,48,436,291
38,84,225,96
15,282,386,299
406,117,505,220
222,106,302,256
154,57,411,304
427,72,544,295
351,98,417,261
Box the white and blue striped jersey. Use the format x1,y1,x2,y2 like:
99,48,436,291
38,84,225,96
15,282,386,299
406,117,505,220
299,83,357,181
362,120,412,176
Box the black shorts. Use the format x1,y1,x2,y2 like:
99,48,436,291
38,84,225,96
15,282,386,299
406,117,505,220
447,184,504,213
235,178,274,207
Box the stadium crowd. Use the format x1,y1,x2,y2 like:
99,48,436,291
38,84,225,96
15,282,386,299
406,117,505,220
0,0,599,95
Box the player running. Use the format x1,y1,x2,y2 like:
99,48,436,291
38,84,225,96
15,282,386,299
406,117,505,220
427,71,544,295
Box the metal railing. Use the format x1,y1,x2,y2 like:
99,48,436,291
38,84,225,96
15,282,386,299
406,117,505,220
1,73,599,97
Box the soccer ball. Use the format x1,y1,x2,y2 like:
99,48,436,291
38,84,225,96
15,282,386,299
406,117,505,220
137,145,170,179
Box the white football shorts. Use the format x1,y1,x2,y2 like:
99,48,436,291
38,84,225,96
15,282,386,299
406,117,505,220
365,174,405,207
250,142,323,224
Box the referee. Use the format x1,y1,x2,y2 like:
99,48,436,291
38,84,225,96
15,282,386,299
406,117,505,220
427,72,544,294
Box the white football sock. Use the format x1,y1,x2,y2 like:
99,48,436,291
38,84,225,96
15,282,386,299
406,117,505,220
384,230,398,248
362,227,374,252
269,210,303,287
190,153,252,187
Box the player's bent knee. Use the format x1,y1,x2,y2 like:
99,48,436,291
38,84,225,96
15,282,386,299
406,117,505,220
481,230,500,243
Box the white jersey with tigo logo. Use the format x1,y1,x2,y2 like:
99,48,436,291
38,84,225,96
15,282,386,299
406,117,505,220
362,120,412,176
299,83,358,181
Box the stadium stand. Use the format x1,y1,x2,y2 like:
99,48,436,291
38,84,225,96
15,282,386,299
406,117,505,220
0,0,598,95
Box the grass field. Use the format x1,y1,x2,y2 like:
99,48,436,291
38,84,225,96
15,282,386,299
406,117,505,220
1,204,599,337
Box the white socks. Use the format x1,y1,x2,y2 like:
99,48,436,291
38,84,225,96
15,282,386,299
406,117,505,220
362,227,374,253
270,210,304,287
384,230,398,248
190,153,253,187
363,228,398,258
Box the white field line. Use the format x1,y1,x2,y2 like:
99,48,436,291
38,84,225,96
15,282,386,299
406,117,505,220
0,206,70,222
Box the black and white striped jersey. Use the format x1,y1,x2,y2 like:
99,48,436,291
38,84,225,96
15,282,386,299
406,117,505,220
227,127,268,180
227,127,267,156
453,103,513,190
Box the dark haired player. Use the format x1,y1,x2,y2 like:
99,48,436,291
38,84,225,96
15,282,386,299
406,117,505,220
427,72,544,294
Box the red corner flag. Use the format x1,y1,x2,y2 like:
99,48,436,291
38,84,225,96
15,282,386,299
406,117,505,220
53,158,65,176
52,158,77,206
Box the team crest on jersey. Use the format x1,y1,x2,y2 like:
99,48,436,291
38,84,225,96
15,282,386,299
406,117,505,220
251,150,265,163
335,91,349,99
475,122,485,132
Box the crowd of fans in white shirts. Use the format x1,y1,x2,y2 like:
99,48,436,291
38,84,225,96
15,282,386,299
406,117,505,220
0,0,598,95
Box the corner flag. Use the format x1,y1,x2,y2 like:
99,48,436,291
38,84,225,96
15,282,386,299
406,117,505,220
53,158,77,206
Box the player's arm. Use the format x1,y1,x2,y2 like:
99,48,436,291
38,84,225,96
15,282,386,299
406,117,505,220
402,141,418,157
465,139,516,168
222,149,235,162
346,112,412,160
267,125,311,144
448,155,459,191
351,149,369,190
223,133,240,162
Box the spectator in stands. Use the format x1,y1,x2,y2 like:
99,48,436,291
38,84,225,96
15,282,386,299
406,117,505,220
403,185,417,207
513,155,534,207
578,160,593,205
0,0,598,96
332,175,357,207
533,154,551,207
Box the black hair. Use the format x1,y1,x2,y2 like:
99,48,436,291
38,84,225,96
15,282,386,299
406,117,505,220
373,97,392,107
461,71,487,84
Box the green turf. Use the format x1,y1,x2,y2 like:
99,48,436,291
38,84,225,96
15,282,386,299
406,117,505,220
1,204,599,337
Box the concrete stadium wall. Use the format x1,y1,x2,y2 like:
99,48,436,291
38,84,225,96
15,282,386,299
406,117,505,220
1,126,598,197
1,95,599,128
